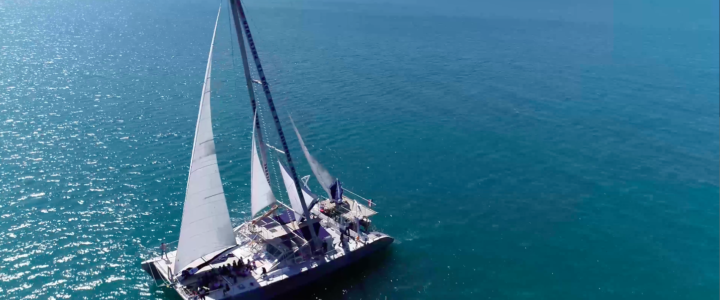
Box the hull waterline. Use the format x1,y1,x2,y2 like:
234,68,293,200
141,234,393,300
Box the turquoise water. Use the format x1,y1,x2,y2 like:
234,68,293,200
1,0,718,299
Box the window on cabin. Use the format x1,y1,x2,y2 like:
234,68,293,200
265,244,283,259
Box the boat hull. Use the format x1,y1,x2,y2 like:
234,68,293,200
141,259,165,281
142,234,393,299
244,234,393,299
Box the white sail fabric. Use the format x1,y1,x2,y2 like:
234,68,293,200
173,7,235,275
250,119,276,216
278,160,316,220
290,118,336,199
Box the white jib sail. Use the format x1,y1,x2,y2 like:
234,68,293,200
278,160,315,220
173,6,235,274
250,113,276,216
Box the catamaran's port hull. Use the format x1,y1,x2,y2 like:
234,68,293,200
142,235,393,300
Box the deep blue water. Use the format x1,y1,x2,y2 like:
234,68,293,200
0,0,718,299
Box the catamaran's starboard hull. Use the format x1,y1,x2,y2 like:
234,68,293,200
142,234,393,300
141,260,165,281
231,235,392,300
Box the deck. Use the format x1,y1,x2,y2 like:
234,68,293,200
145,221,375,300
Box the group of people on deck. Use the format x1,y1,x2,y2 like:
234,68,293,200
188,258,267,299
222,259,258,282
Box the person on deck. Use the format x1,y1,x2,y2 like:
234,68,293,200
160,242,168,260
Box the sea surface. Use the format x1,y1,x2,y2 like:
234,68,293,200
0,0,718,299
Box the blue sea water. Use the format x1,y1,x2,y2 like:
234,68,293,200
0,0,718,299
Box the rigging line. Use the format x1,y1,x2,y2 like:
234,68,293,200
233,1,296,214
237,0,314,220
270,148,285,203
239,2,289,126
244,0,293,96
241,0,284,90
256,107,283,203
241,0,262,43
230,0,271,183
260,107,285,203
226,0,236,70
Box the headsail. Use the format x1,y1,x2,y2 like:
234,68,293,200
278,160,317,220
173,6,235,274
250,112,276,216
290,118,338,199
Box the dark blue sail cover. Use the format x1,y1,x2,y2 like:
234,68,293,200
330,179,343,201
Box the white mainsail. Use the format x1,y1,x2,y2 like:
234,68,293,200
290,118,336,199
173,7,235,274
278,160,316,220
250,113,276,216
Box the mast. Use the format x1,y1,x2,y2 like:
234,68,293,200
231,0,320,247
229,0,270,183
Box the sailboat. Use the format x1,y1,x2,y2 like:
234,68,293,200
140,2,393,299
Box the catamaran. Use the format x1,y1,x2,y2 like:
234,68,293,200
140,1,393,299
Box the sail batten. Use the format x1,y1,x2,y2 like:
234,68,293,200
173,6,236,275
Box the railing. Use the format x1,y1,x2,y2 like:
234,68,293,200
343,189,377,208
